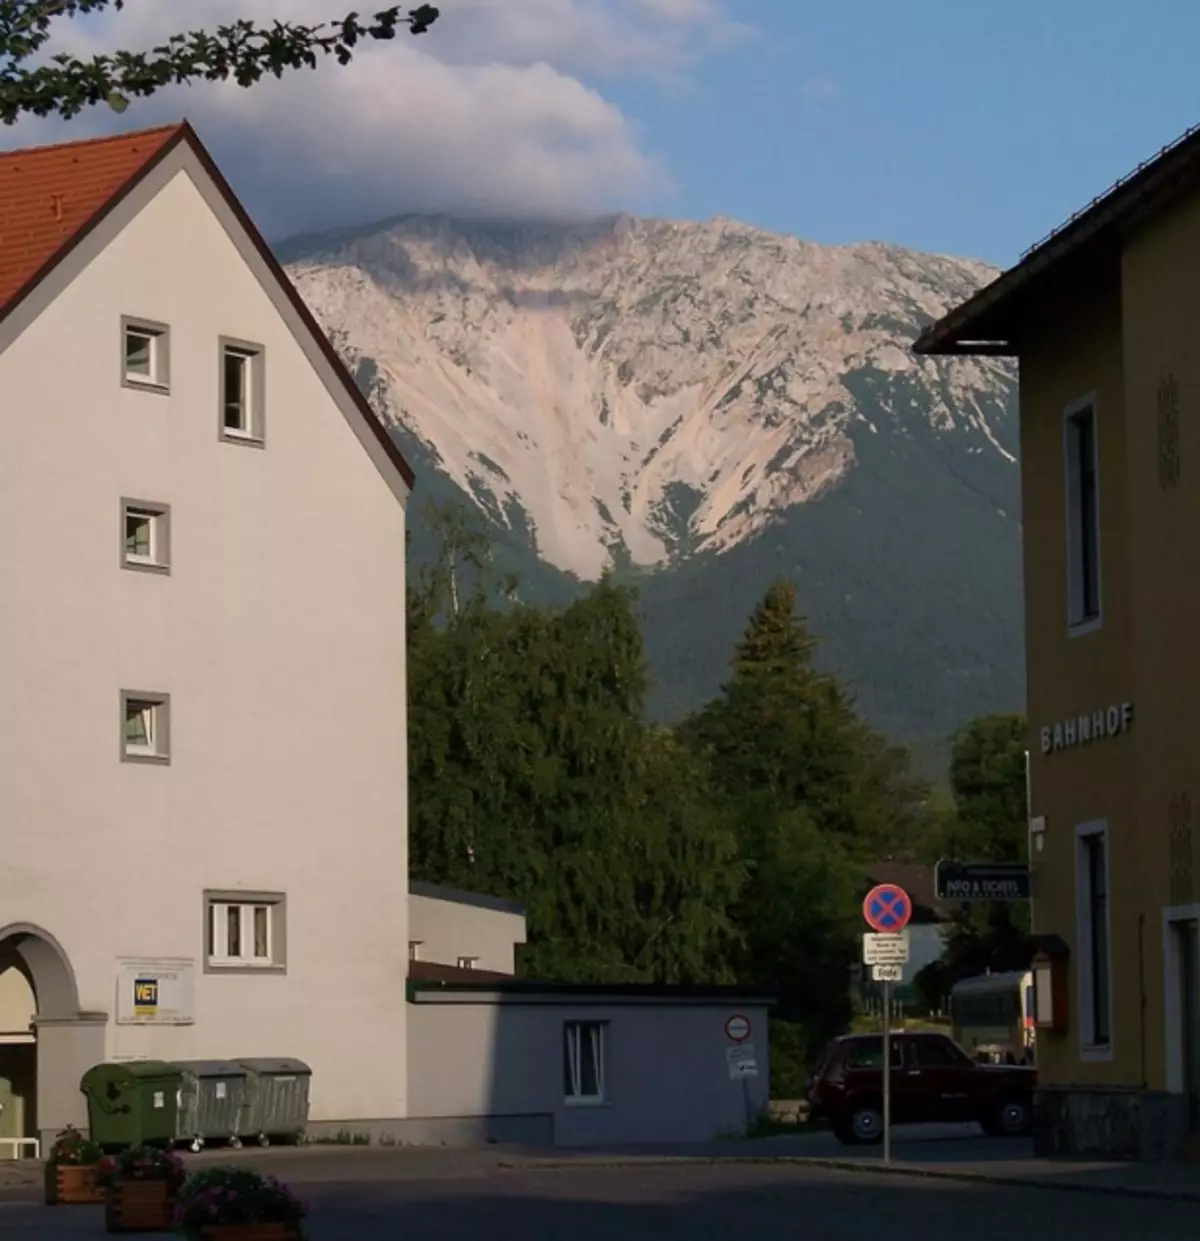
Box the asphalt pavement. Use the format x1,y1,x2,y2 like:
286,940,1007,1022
4,1125,1199,1240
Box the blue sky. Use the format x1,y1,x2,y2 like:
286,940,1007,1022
608,0,1200,265
12,0,1200,262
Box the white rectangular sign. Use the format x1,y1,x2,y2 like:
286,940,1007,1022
872,964,904,983
726,1044,758,1080
115,958,196,1026
863,933,910,965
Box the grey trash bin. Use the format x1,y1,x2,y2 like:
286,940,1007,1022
174,1060,251,1152
237,1059,311,1146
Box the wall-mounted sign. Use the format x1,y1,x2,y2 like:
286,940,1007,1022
115,958,195,1026
1039,702,1133,755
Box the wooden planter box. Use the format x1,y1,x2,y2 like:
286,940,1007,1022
195,1226,301,1241
44,1160,104,1205
105,1177,178,1232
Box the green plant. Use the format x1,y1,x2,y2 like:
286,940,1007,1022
49,1125,103,1166
175,1166,308,1237
97,1145,186,1189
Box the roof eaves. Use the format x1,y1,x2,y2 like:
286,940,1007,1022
913,120,1200,357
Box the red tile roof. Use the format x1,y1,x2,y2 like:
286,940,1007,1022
0,124,183,312
0,121,414,489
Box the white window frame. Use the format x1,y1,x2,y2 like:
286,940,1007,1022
1063,393,1102,636
219,338,266,445
120,691,170,764
121,317,170,391
456,956,479,970
409,941,423,961
564,1020,606,1106
120,499,170,573
1075,819,1114,1060
206,899,281,970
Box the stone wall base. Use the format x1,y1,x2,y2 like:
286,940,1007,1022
303,1113,555,1149
1033,1086,1188,1161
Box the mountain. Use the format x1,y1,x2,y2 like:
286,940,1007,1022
277,213,1024,757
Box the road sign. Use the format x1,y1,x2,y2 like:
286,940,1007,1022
726,1044,758,1079
863,932,910,965
724,1014,752,1043
863,883,912,932
935,860,1031,901
872,964,903,983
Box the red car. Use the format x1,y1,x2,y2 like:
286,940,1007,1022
807,1030,1036,1145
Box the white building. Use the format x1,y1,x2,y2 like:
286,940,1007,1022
0,123,413,1149
0,122,775,1154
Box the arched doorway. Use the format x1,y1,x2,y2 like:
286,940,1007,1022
0,924,104,1150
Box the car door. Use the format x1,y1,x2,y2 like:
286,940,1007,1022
908,1035,977,1122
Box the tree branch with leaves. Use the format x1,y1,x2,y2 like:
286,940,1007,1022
0,1,439,125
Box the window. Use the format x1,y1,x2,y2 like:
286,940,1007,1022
120,499,170,573
219,338,265,444
1064,398,1101,631
1076,822,1112,1054
456,956,479,970
911,1037,970,1069
204,891,286,971
121,317,170,390
120,691,169,763
409,941,423,961
563,1021,606,1105
844,1038,904,1070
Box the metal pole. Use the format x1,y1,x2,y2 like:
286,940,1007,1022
882,978,892,1163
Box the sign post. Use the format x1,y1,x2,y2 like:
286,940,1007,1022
862,883,912,1163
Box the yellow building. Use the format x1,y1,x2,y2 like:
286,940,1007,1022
916,124,1200,1160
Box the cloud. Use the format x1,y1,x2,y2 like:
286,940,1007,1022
4,0,747,238
803,75,841,100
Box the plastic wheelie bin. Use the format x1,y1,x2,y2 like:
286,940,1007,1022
80,1061,184,1150
237,1059,311,1146
173,1060,251,1152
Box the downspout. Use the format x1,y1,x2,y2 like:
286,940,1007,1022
1025,749,1035,936
1139,913,1148,1089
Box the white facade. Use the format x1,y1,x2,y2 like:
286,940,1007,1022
0,137,410,1145
408,883,527,974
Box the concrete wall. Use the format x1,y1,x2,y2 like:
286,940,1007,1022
408,886,526,974
407,995,770,1146
0,144,409,1138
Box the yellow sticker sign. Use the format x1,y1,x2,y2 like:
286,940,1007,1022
133,978,159,1016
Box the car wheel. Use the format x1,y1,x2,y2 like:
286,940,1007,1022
848,1102,884,1145
987,1098,1032,1136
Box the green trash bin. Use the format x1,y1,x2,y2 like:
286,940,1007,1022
80,1061,184,1149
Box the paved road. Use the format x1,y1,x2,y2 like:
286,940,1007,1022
4,1138,1200,1241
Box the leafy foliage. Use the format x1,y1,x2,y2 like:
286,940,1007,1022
912,712,1033,1009
96,1145,186,1189
48,1124,102,1165
175,1166,307,1234
0,2,438,125
409,506,946,1063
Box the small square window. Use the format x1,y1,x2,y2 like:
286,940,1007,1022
120,499,170,573
409,941,423,961
120,691,170,764
121,317,170,390
204,892,286,972
219,338,265,444
456,956,479,970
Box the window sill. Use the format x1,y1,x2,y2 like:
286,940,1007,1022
123,376,170,394
220,430,265,449
205,959,286,976
1068,617,1103,639
122,750,170,765
1080,1042,1114,1062
122,558,170,576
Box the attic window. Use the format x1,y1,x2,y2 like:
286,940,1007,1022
219,338,266,445
121,317,170,390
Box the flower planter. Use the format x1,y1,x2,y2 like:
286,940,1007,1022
196,1226,301,1241
44,1160,104,1205
105,1177,177,1233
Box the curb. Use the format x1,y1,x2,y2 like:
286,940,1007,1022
496,1154,1200,1204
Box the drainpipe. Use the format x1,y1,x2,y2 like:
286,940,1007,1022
1138,913,1148,1089
1025,748,1035,937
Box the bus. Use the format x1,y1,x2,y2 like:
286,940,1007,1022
949,970,1036,1065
